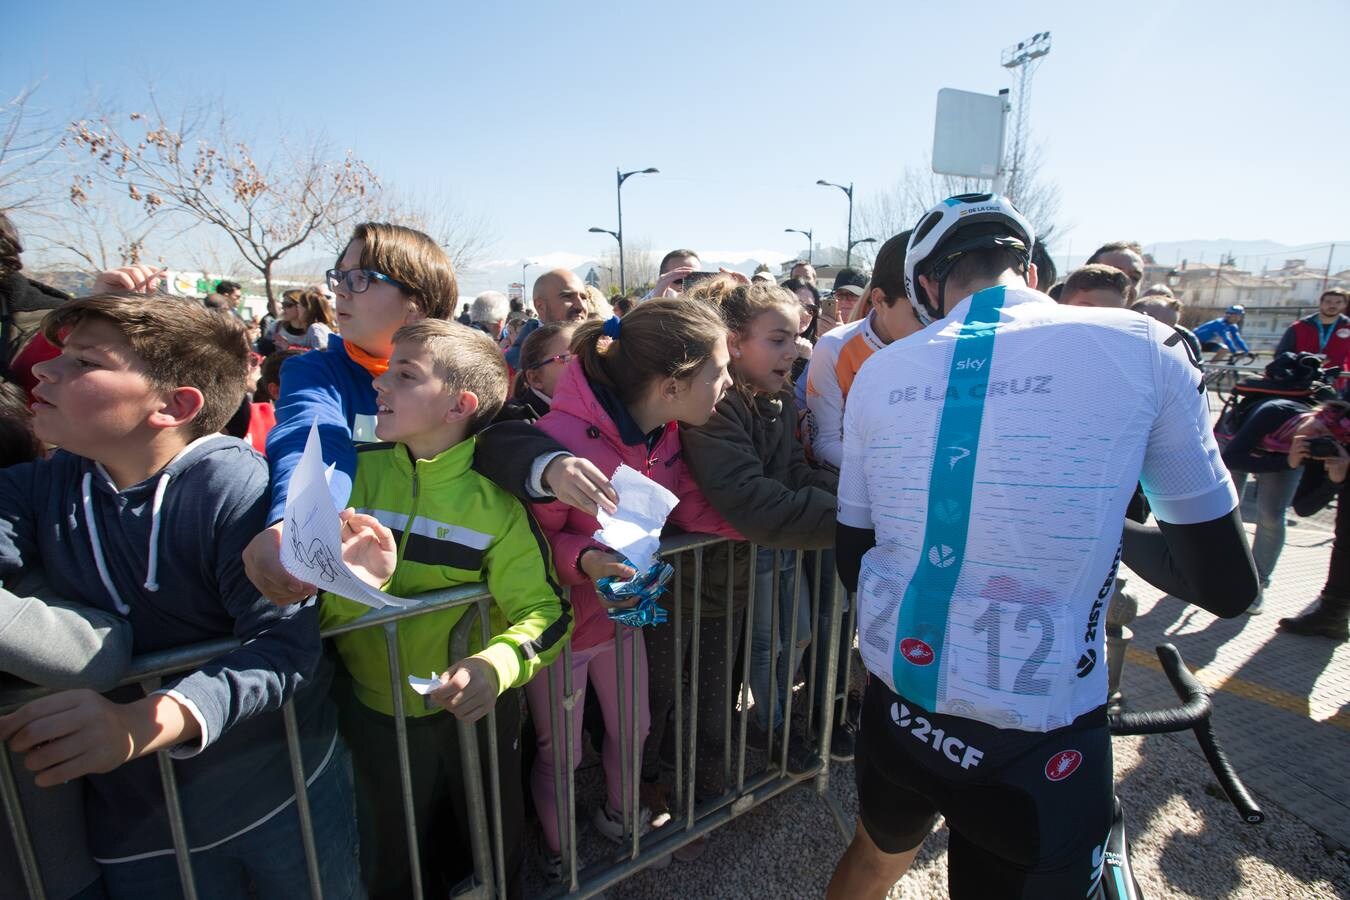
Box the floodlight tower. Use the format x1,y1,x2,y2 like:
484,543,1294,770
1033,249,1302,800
1000,31,1051,203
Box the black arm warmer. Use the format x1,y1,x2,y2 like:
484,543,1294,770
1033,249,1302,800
473,418,569,503
836,523,876,595
1121,507,1258,618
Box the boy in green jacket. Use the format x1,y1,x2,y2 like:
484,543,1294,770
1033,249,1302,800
323,319,571,899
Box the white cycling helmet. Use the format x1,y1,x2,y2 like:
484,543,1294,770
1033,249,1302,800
904,193,1036,325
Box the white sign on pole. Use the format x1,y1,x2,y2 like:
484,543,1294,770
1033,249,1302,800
932,88,1008,181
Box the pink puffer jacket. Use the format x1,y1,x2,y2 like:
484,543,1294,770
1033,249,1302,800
534,360,740,651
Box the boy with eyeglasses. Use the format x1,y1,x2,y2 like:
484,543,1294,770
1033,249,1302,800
243,223,622,607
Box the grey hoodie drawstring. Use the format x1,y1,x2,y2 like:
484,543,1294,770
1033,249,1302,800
143,471,171,591
82,470,131,614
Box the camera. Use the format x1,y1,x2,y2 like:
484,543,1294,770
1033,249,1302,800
1307,436,1343,459
679,271,719,292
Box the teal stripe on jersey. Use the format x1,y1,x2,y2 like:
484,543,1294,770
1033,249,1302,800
892,285,1007,707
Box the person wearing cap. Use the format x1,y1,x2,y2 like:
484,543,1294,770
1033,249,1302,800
831,268,868,324
751,266,777,285
1192,304,1250,361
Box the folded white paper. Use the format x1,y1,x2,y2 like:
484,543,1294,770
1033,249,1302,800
408,673,442,695
279,419,417,609
592,464,678,573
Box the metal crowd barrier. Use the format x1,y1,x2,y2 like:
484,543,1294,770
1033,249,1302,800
0,536,854,900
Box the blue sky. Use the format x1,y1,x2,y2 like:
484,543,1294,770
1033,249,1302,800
7,0,1349,284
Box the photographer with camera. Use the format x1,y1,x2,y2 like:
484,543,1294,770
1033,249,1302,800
1222,397,1350,613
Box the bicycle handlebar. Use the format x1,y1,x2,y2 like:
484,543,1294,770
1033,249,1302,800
1108,644,1265,825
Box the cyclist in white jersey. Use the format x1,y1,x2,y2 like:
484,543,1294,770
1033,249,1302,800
827,194,1259,899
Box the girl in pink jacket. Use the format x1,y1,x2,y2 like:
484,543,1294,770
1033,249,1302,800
528,299,736,879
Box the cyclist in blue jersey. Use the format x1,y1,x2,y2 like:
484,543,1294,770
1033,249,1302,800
1193,305,1250,359
826,194,1259,899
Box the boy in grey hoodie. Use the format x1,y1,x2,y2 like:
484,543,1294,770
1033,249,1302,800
0,294,357,899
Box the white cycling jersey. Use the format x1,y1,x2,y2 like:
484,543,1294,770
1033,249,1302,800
838,284,1237,733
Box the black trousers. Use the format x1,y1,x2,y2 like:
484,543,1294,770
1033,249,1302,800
642,607,746,800
1324,481,1350,598
337,683,525,900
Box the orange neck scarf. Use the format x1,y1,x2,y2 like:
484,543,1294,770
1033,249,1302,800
345,341,389,378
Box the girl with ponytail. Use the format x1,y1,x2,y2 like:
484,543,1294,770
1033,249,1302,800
527,299,739,878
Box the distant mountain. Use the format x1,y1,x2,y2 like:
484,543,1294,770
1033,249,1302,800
1060,239,1349,275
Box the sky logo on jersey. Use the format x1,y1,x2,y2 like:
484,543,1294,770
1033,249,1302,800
891,284,1007,707
927,544,957,568
1045,749,1083,781
900,638,935,666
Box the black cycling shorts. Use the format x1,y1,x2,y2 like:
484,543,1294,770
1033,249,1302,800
1200,340,1224,352
855,677,1113,899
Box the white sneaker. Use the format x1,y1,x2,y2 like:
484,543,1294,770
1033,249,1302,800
1246,591,1265,615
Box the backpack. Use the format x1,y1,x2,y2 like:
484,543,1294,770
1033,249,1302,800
1213,352,1339,449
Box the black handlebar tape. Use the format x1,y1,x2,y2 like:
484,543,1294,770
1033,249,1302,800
1109,645,1265,825
1109,644,1210,735
1193,715,1266,825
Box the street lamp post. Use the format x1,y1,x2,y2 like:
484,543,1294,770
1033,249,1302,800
848,237,877,261
587,227,621,292
615,166,659,293
522,260,537,307
817,179,855,267
785,228,813,265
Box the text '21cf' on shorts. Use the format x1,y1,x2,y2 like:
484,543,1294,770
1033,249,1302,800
855,676,1114,899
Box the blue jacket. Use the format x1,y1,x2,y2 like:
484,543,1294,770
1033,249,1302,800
1193,317,1250,353
0,436,335,861
504,317,542,370
267,335,565,524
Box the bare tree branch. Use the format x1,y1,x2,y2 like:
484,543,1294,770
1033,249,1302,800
856,145,1062,268
69,94,376,314
322,185,496,274
0,83,66,214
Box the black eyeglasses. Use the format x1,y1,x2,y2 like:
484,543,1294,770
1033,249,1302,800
325,267,410,294
527,352,573,371
281,300,299,309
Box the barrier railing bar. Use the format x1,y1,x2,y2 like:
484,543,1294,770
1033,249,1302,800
671,553,684,814
628,619,642,862
562,639,579,894
613,618,631,848
735,544,758,794
154,747,199,900
562,767,808,900
778,551,805,775
476,597,509,898
685,547,703,831
804,549,823,742
722,544,735,789
281,698,324,900
383,623,425,900
447,606,495,900
0,744,45,900
765,550,781,767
